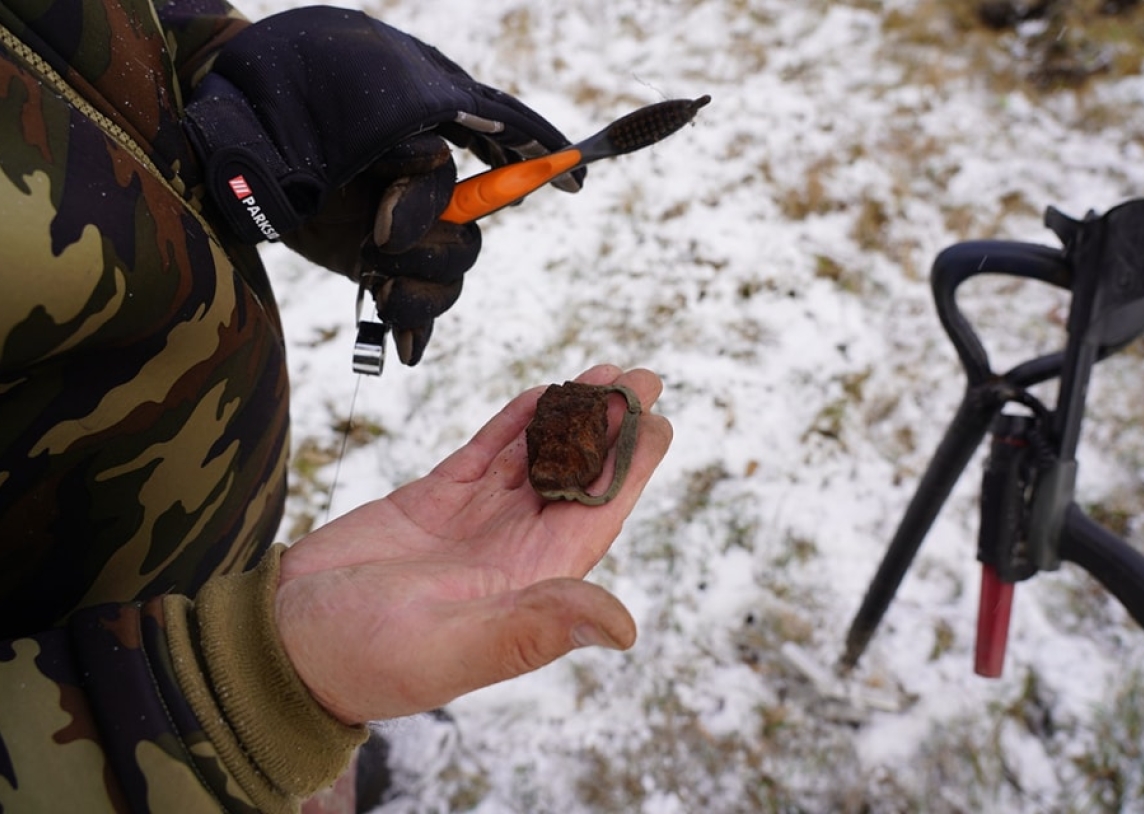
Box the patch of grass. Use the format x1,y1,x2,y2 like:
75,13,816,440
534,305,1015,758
677,462,734,523
778,158,844,220
737,276,769,300
800,368,873,452
439,763,492,813
1042,569,1136,642
570,660,605,709
859,383,924,477
571,671,903,814
331,414,386,448
1069,667,1144,812
941,190,1041,240
284,435,338,538
283,407,390,539
777,532,819,568
1002,667,1057,741
814,254,865,293
1083,500,1135,539
895,670,1075,812
802,397,850,449
910,714,1020,812
883,0,1144,99
929,618,957,661
734,602,817,668
290,435,339,483
851,198,892,252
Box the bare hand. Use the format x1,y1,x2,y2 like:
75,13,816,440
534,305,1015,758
275,365,673,724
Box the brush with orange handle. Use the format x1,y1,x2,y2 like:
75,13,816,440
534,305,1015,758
440,95,711,224
353,95,710,376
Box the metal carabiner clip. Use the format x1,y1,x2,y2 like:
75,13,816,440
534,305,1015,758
351,277,388,376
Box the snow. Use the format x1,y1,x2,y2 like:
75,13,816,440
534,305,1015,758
247,0,1144,810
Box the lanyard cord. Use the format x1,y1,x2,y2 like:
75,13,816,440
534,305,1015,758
324,371,363,525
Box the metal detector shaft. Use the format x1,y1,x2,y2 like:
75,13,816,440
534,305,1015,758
841,237,1072,672
841,200,1144,682
840,390,1003,671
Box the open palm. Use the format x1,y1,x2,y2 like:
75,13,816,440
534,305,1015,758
275,365,672,724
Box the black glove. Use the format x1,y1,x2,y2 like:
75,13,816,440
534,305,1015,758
183,5,584,364
281,131,476,364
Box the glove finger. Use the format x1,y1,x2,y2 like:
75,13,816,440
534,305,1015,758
449,84,587,193
372,166,457,251
467,83,572,154
375,277,462,327
392,324,434,367
364,132,454,186
364,221,481,284
396,40,569,156
373,278,461,366
366,220,477,367
368,133,457,250
436,122,586,194
435,123,510,169
280,133,457,276
280,179,375,277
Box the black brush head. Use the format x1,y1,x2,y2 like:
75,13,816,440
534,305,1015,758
596,95,711,157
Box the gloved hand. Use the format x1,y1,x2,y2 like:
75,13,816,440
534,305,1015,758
279,131,477,365
183,5,584,364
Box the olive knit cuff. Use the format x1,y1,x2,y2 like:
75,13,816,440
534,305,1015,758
165,544,367,813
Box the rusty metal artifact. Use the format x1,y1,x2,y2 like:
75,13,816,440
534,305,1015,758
525,382,642,505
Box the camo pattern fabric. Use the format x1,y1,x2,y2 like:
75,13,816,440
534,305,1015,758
0,0,307,808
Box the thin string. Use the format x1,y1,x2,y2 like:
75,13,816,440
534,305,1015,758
325,373,363,525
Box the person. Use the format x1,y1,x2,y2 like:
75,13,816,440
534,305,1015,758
0,0,673,811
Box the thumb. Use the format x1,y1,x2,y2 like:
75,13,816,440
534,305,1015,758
445,579,636,690
278,575,637,724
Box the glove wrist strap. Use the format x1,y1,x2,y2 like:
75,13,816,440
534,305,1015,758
185,74,319,243
206,147,297,241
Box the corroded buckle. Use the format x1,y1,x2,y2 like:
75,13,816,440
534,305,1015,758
526,382,642,506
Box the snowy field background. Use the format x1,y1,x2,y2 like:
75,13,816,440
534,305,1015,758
248,0,1144,810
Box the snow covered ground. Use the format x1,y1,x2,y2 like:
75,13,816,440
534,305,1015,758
249,0,1144,810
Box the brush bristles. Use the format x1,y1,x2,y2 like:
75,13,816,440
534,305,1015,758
606,95,711,155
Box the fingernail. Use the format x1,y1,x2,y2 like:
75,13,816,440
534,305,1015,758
572,623,623,651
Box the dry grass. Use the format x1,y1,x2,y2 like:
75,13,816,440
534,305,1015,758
1070,667,1144,811
885,0,1144,99
284,408,388,539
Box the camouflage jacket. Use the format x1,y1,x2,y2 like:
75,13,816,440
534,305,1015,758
0,0,364,810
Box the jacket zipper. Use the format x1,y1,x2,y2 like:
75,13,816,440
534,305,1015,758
0,21,208,231
1,21,285,339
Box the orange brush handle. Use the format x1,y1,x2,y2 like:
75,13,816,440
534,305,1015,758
440,148,583,224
